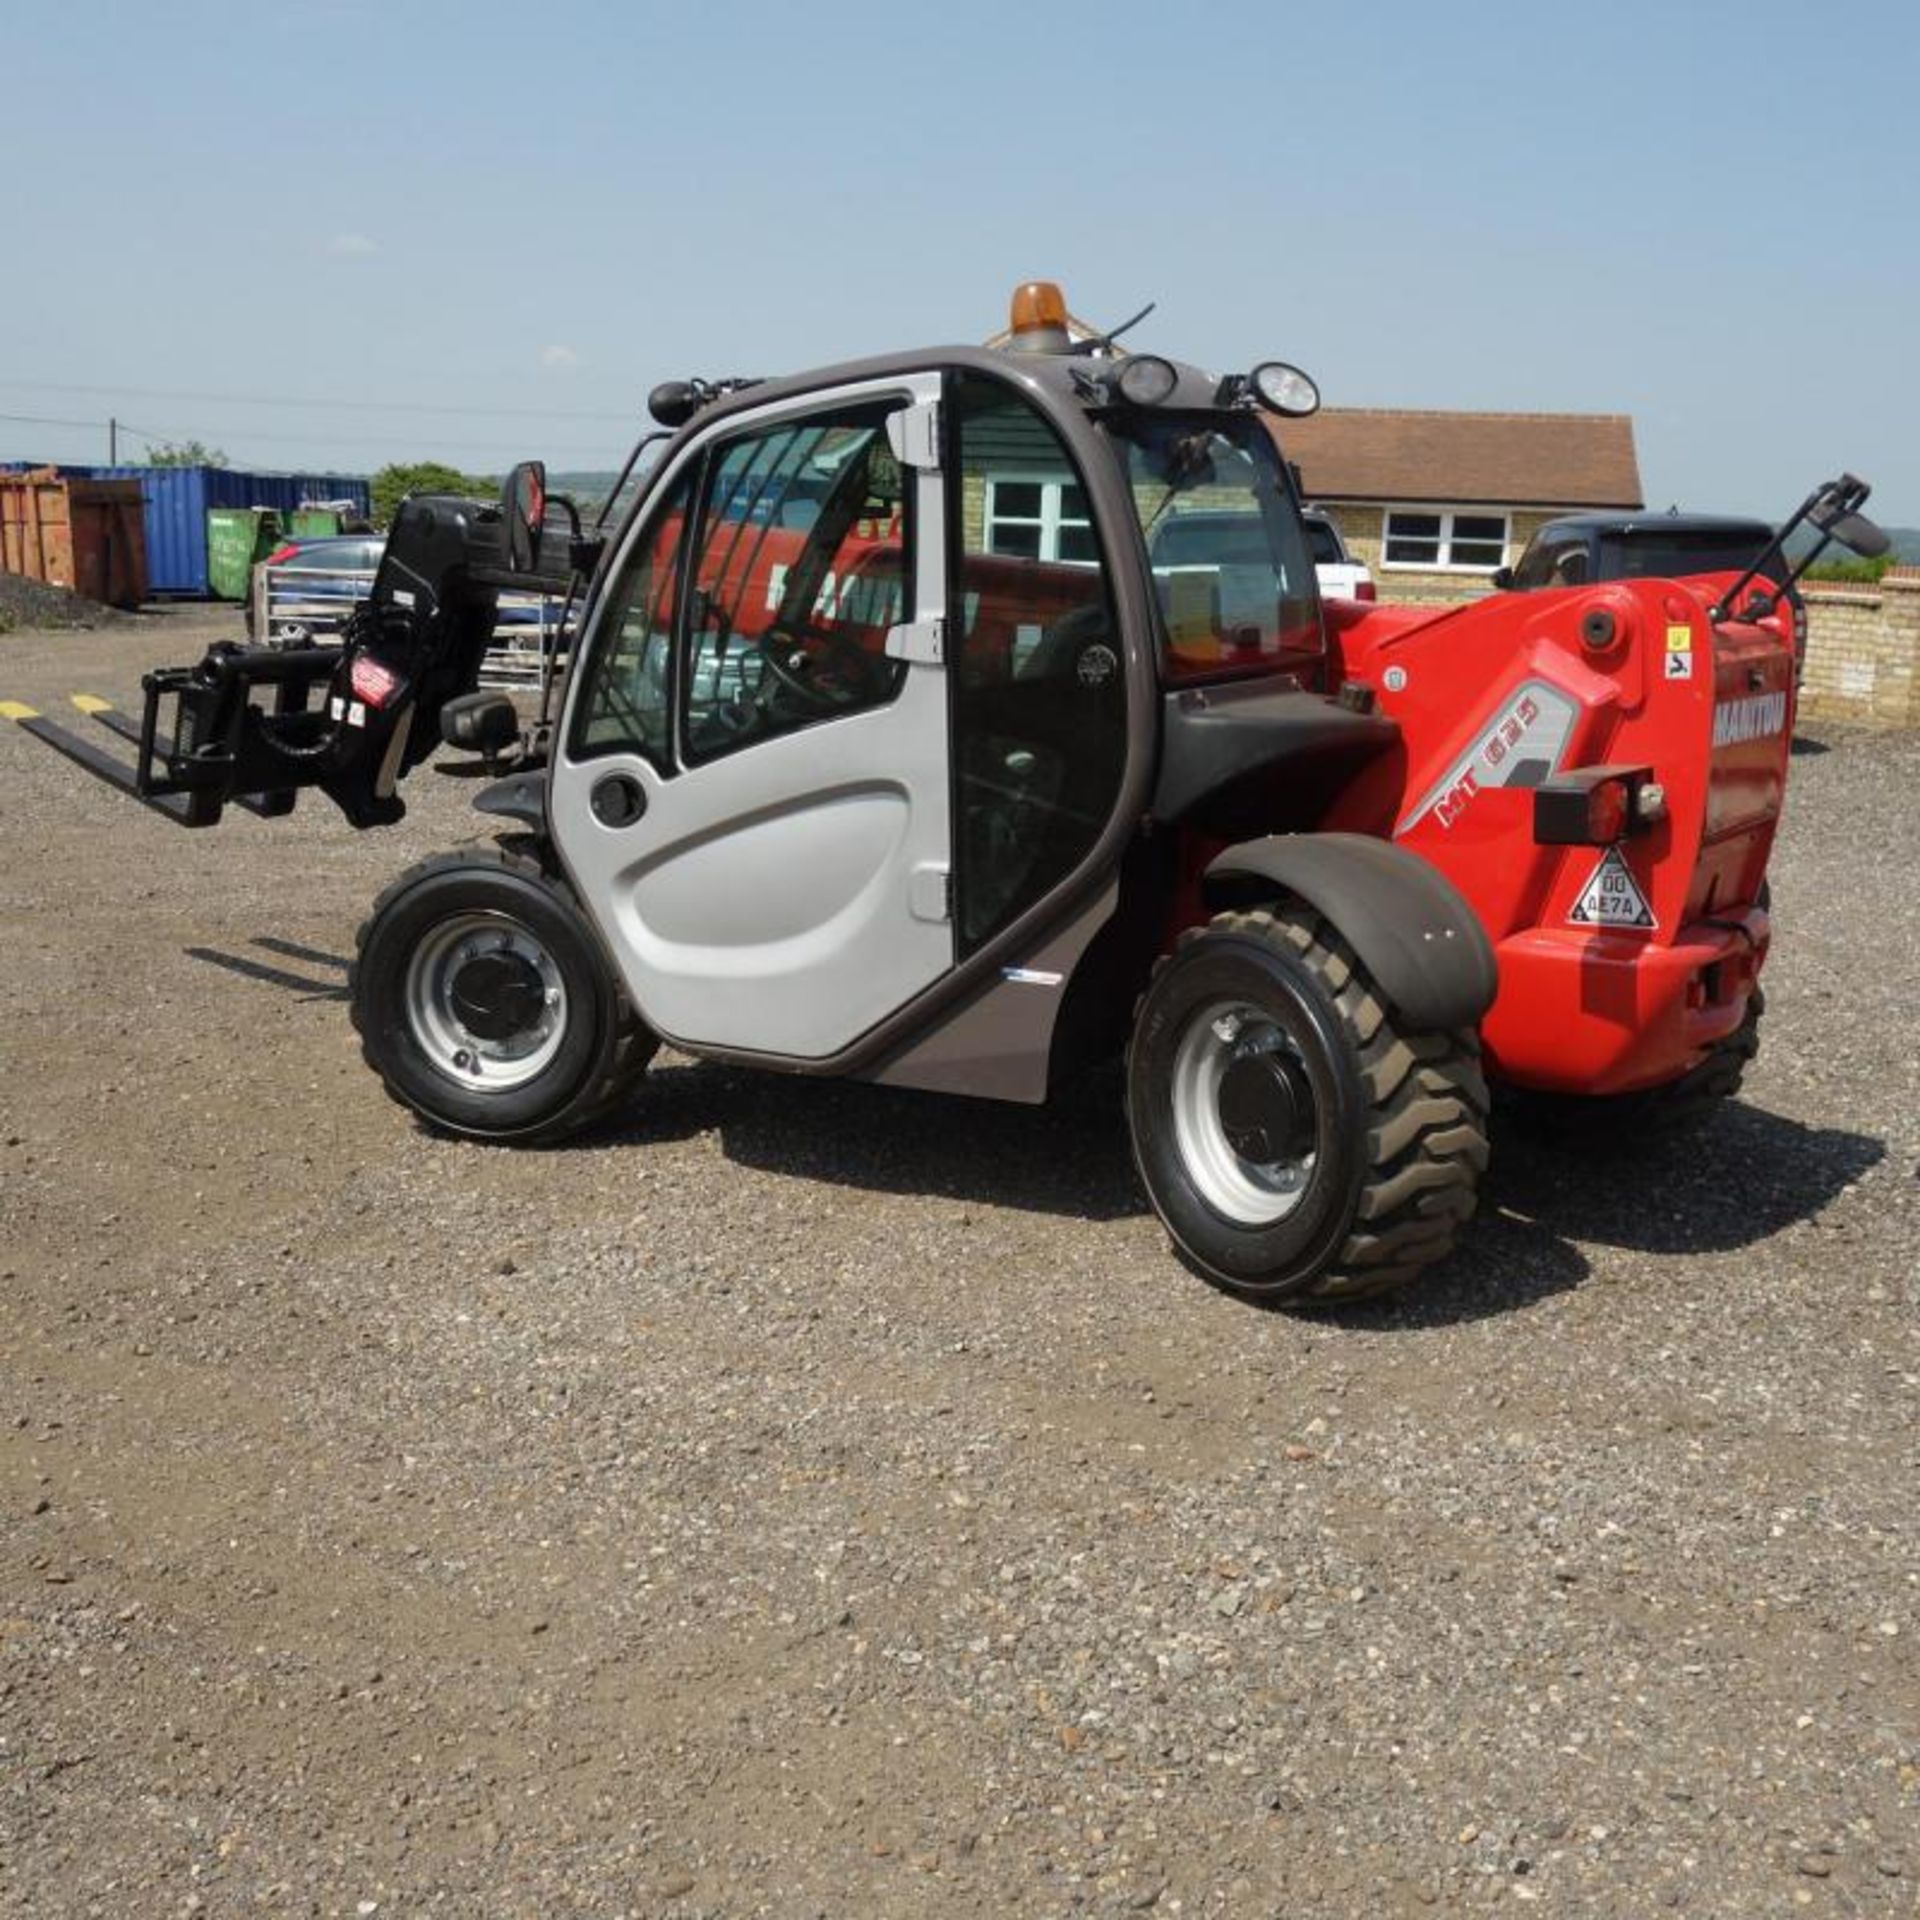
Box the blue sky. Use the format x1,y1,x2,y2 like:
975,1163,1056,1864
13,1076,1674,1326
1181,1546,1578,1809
3,0,1916,521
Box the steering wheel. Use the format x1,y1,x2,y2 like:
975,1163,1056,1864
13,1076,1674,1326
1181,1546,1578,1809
1024,603,1120,690
756,625,883,714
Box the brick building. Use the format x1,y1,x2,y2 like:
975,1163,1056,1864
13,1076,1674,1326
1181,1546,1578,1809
1271,408,1644,604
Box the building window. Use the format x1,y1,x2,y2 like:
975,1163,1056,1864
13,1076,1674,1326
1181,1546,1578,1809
1382,509,1510,571
984,477,1097,563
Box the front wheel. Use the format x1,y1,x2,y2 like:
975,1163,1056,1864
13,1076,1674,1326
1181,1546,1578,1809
350,849,655,1144
1127,907,1489,1305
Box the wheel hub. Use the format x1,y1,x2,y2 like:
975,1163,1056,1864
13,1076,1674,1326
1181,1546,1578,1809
449,950,547,1042
402,911,569,1091
1217,1050,1314,1165
1167,1000,1321,1227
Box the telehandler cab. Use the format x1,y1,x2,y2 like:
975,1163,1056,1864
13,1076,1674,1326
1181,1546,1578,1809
10,283,1889,1303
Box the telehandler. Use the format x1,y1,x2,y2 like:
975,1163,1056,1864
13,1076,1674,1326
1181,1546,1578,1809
9,282,1889,1303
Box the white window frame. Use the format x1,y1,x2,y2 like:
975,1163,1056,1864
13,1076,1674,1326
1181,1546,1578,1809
984,475,1091,563
1380,506,1511,572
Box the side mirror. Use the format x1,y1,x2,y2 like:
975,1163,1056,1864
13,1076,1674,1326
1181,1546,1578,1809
1829,510,1890,559
1489,565,1515,591
502,461,546,573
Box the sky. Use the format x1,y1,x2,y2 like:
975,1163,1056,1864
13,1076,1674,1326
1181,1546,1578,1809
3,0,1917,522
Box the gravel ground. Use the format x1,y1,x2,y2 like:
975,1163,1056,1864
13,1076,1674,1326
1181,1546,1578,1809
2,616,1916,1918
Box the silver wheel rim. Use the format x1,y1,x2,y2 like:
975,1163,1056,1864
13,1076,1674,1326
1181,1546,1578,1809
403,911,568,1092
1169,998,1318,1226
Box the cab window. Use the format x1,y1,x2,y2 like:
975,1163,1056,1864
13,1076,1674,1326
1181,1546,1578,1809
569,467,693,770
679,404,909,765
1121,413,1321,682
568,404,911,772
950,372,1125,954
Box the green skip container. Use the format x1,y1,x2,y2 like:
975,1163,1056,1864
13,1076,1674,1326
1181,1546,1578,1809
286,507,343,539
205,506,283,601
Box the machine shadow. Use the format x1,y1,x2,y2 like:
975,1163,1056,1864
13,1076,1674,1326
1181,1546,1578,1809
1484,1102,1884,1256
599,1056,1146,1223
599,1062,1883,1320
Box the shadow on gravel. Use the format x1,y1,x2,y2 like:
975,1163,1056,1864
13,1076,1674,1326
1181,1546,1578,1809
594,1071,1881,1312
597,1057,1147,1222
1313,1203,1593,1330
185,937,351,1002
1487,1102,1883,1257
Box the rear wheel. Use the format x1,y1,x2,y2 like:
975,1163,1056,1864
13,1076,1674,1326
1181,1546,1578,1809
350,849,654,1143
1127,907,1489,1305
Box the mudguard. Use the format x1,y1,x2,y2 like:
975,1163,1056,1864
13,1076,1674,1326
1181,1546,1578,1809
1202,832,1497,1031
473,766,547,827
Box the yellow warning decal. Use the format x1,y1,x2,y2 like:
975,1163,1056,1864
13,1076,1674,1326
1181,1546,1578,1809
1665,624,1693,652
0,700,42,721
70,693,112,715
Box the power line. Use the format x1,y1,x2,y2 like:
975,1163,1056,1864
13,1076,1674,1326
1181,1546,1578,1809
0,409,113,432
2,409,629,466
0,376,635,425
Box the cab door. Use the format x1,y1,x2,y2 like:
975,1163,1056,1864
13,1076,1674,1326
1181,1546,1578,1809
548,374,952,1060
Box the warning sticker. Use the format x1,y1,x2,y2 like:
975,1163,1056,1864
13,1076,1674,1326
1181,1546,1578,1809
1570,847,1656,929
1664,624,1693,652
1664,649,1692,680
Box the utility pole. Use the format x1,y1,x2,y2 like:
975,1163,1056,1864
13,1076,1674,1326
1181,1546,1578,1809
109,416,118,464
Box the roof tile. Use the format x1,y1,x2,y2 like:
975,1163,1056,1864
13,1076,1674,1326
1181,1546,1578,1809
1271,408,1642,510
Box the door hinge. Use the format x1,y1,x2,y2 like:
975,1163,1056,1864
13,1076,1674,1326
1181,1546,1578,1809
885,616,945,666
886,398,941,471
908,861,952,923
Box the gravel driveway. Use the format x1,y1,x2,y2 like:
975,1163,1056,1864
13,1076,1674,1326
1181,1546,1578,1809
3,616,1915,1917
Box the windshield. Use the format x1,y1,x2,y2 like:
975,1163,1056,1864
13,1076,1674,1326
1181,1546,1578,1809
1117,413,1321,681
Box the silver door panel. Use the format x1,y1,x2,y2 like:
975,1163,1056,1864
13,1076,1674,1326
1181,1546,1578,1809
551,372,951,1061
578,680,950,1057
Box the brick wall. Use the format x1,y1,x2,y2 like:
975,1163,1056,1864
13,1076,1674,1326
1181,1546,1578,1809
1798,571,1920,726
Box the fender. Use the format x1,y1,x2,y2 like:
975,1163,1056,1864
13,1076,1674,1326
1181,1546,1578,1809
1202,832,1497,1031
473,766,547,827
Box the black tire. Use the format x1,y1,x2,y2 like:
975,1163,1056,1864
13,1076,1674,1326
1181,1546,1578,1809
1520,985,1764,1144
349,847,655,1144
1127,906,1489,1305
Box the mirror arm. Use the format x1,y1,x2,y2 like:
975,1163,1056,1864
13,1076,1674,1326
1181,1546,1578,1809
1713,474,1880,621
1709,484,1823,624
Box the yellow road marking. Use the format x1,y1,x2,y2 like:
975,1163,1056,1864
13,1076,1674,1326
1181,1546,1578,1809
0,700,41,721
70,693,113,715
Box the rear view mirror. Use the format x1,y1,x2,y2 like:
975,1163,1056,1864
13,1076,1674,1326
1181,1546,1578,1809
502,461,546,573
1829,510,1890,559
1489,565,1515,591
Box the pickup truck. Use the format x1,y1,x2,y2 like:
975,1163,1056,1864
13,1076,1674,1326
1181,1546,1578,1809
1302,507,1375,601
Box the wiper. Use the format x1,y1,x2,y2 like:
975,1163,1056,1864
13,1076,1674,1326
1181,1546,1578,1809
1139,431,1217,539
